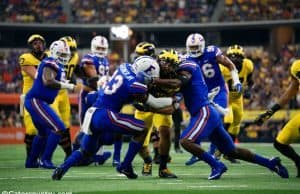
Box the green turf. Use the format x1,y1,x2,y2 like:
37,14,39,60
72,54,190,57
0,143,299,194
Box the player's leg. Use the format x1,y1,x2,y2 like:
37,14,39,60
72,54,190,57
135,110,154,176
52,133,99,180
23,109,38,167
181,105,227,180
112,133,122,166
224,100,242,163
155,114,177,178
274,114,300,177
105,111,147,179
57,91,72,159
211,123,289,178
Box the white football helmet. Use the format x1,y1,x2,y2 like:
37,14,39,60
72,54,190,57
186,33,205,58
49,40,71,65
91,35,109,58
132,56,160,78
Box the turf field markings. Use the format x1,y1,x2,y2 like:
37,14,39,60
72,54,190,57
187,185,249,188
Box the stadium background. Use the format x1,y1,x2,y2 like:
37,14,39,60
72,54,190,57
0,0,300,144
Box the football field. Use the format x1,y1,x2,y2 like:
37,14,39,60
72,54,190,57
0,143,299,194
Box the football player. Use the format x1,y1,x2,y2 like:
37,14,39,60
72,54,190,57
185,33,242,165
50,36,80,160
219,44,254,162
19,34,48,167
52,56,176,180
72,35,116,165
254,54,300,178
139,55,289,180
24,40,82,169
135,49,179,178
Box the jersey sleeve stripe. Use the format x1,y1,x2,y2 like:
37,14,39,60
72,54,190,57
131,82,147,91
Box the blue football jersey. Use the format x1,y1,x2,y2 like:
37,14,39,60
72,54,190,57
186,45,225,91
80,53,109,85
178,60,210,116
94,63,148,112
26,57,64,104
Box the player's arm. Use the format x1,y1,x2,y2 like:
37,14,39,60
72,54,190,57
42,66,81,92
83,63,99,91
217,54,242,92
132,92,178,115
19,56,37,79
243,72,254,99
151,70,192,89
254,76,299,125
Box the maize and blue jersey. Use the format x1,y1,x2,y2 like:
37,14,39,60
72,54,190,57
79,54,109,123
186,45,228,109
25,57,66,135
179,60,234,154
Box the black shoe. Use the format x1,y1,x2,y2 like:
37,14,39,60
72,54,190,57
116,165,138,179
52,167,66,180
175,148,183,153
296,163,300,178
159,168,177,178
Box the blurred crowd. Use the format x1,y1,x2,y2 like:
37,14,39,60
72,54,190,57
0,0,66,23
221,0,300,22
0,45,299,128
1,0,299,24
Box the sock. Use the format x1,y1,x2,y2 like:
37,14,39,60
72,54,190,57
253,154,273,170
113,140,122,162
24,134,35,158
73,132,84,151
208,143,217,155
27,135,46,163
61,150,83,171
41,132,61,161
159,155,168,170
122,141,142,168
198,152,219,168
274,140,300,165
144,156,152,164
59,128,72,158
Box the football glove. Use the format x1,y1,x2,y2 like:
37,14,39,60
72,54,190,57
233,83,243,93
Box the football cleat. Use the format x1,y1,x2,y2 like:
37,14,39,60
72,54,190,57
185,156,200,166
52,167,66,180
208,161,227,180
142,162,152,176
159,168,178,178
270,157,289,178
116,164,138,179
39,160,56,169
94,152,111,165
